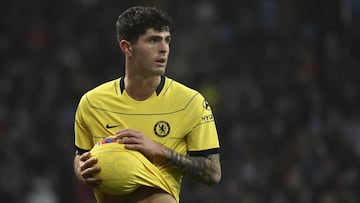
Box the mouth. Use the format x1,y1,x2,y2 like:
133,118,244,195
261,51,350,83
155,58,167,66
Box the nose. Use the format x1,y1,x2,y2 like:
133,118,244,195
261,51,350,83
159,40,169,54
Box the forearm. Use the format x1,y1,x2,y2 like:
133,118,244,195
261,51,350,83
165,149,221,185
74,152,82,179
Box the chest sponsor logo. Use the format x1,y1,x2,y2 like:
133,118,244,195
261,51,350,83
154,121,170,137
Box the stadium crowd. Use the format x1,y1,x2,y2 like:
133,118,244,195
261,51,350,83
1,0,359,202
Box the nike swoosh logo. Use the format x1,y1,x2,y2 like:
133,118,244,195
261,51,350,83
106,124,121,129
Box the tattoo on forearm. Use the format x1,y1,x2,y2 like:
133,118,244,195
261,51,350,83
167,149,221,185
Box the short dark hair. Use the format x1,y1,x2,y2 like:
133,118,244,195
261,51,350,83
116,6,173,43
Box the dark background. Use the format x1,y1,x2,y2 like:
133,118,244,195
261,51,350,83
1,0,360,202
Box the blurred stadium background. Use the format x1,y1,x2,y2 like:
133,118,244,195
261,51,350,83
1,0,360,202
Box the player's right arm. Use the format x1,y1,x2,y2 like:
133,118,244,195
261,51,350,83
74,150,102,188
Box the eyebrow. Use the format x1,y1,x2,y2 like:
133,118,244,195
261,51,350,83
147,34,171,41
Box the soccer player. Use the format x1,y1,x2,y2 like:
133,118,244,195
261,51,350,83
73,6,221,203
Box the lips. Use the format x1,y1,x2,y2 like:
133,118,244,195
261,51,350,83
156,58,166,63
155,58,166,66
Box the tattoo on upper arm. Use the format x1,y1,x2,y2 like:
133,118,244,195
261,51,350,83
167,150,221,185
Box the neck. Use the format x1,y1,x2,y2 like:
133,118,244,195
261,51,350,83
124,75,161,101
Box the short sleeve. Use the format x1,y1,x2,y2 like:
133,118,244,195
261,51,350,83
186,94,220,153
74,95,93,151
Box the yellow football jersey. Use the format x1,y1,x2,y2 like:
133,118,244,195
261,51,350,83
74,76,220,202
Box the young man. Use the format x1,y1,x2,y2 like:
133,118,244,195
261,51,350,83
74,6,221,203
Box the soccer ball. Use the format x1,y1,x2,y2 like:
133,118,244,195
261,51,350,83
90,136,167,195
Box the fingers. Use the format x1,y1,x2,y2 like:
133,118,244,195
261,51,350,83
115,129,142,144
115,129,139,138
115,128,130,136
80,157,98,171
117,136,141,144
79,152,91,161
77,152,102,187
123,143,141,150
79,158,102,188
81,165,101,178
114,129,151,153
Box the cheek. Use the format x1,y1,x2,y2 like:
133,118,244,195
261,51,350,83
135,48,152,58
134,53,153,68
138,53,152,64
133,50,147,61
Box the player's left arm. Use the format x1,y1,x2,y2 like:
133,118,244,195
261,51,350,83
115,128,221,185
168,95,221,185
166,149,221,185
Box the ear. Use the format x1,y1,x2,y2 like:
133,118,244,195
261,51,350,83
119,40,132,55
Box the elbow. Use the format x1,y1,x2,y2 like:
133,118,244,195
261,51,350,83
206,155,222,185
208,170,222,186
213,171,222,185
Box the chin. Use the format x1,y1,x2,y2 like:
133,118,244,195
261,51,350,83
153,67,166,75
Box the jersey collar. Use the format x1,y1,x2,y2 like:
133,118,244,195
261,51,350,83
119,75,165,96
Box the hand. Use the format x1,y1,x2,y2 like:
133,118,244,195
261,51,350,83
115,129,168,163
75,151,102,188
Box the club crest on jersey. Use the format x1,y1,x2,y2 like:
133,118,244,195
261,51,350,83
202,99,211,110
154,121,170,137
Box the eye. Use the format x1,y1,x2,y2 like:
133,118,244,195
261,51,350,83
149,37,160,43
165,37,171,44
